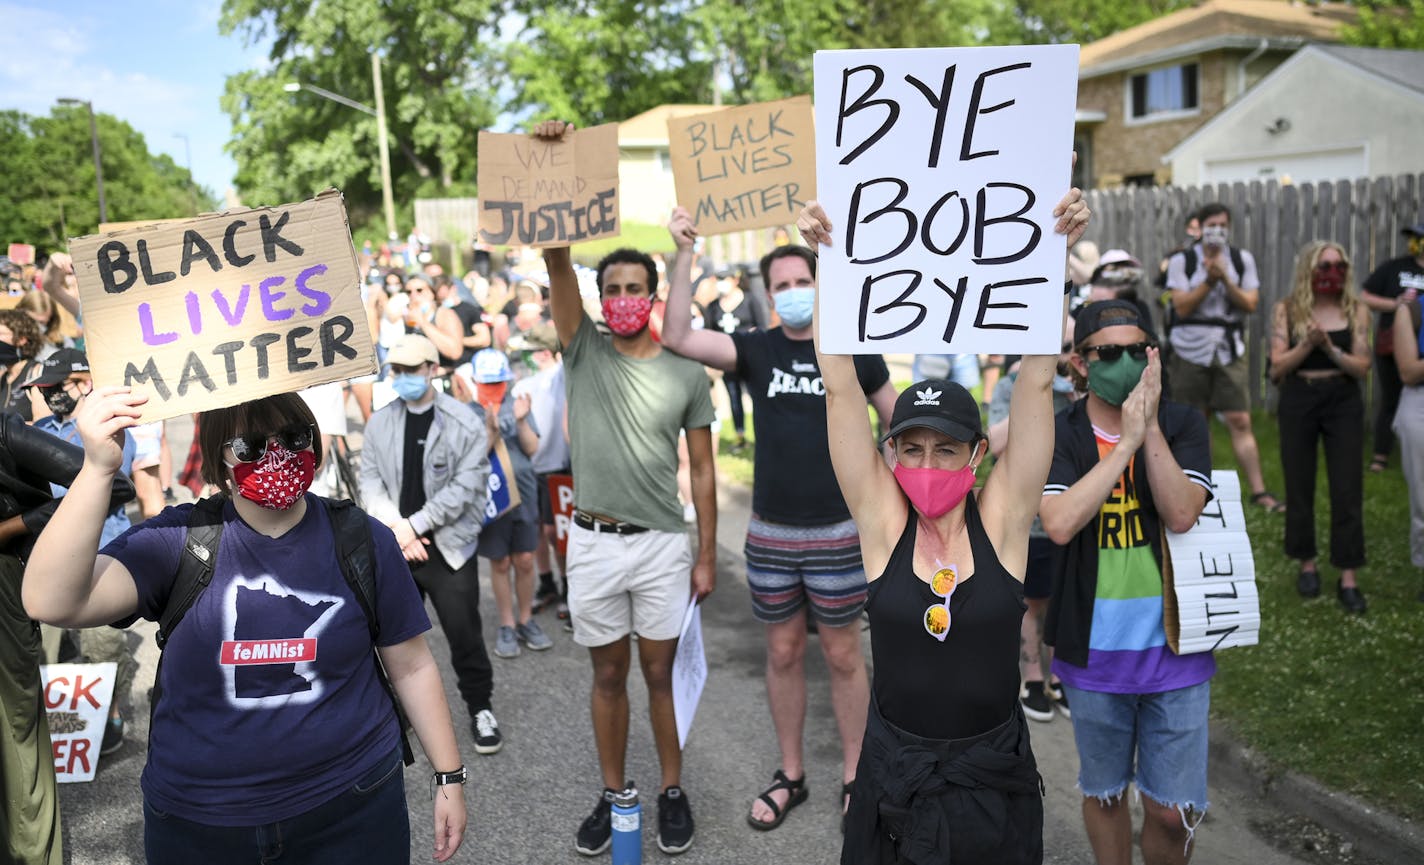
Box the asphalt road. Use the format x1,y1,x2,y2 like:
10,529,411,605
51,408,1320,865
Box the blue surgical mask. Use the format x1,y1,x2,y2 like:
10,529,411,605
774,287,815,329
1052,373,1076,394
392,372,430,402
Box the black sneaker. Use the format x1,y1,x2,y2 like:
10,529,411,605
657,786,695,854
1337,582,1367,614
1020,682,1054,723
575,788,617,856
1297,568,1321,598
100,716,125,756
472,708,502,755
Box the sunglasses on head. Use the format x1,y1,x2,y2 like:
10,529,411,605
1314,261,1347,273
1084,342,1153,363
225,424,315,463
923,561,960,642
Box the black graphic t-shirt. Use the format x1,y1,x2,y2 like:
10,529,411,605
1364,256,1424,332
732,328,889,525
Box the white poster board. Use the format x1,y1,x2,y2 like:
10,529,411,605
42,662,117,783
671,599,706,750
1163,471,1261,654
812,45,1079,355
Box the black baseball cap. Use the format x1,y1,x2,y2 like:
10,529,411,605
27,348,89,388
1403,223,1424,238
1073,299,1157,346
880,379,983,445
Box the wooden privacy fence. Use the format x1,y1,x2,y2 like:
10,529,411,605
1083,173,1424,409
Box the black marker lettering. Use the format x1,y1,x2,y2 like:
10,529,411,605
960,62,1032,161
179,229,222,277
846,178,914,265
836,65,899,165
258,211,304,262
97,241,137,294
857,269,926,341
905,65,957,168
223,219,254,267
974,183,1040,265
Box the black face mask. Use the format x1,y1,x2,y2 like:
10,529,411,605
0,340,17,367
43,387,79,418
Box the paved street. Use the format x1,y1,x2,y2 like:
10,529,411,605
52,408,1316,865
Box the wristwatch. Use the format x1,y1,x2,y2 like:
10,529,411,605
433,766,467,786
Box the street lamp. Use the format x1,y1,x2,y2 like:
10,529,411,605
284,54,397,239
173,132,197,215
57,97,107,224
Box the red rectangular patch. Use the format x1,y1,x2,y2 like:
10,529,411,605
219,639,317,665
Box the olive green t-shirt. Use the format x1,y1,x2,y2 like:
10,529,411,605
564,315,717,533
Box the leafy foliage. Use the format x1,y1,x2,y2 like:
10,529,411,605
1342,1,1424,50
0,107,213,248
1004,0,1194,44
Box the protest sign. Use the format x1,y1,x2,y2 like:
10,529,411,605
476,125,620,248
42,662,116,783
1163,471,1261,654
483,437,523,525
547,473,574,555
812,45,1079,355
671,599,707,749
7,243,35,265
668,97,815,235
67,190,375,423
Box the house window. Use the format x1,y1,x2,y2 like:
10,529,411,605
1128,63,1199,121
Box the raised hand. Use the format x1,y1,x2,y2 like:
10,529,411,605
531,120,574,141
75,386,146,474
513,392,531,421
796,201,834,248
668,207,697,251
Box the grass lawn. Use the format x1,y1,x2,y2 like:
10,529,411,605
715,400,1424,820
1206,410,1424,820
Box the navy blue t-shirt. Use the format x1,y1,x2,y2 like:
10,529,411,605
102,494,430,826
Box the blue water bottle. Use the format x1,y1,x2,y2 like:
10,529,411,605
611,783,641,865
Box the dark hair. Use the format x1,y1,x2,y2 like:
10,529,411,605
1183,211,1201,228
759,246,817,292
198,393,322,491
1197,202,1231,225
595,248,656,296
0,309,42,359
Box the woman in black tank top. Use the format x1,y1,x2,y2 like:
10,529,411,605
799,189,1090,865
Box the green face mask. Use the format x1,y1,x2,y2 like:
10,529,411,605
1087,353,1148,406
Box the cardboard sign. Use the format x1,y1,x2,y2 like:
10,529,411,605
483,436,523,525
812,45,1079,355
1163,471,1261,654
7,243,35,265
476,125,620,248
67,190,375,423
547,473,574,555
668,97,816,235
672,599,706,749
41,662,116,783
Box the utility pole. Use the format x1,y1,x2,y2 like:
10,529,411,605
58,98,106,224
372,54,397,240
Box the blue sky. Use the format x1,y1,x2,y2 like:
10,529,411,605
1,0,270,201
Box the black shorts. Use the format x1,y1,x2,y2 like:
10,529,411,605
536,468,570,526
1024,536,1056,600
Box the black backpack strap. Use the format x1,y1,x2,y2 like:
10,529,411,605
319,495,415,766
157,495,227,649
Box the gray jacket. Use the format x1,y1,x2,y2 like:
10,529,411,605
360,391,490,570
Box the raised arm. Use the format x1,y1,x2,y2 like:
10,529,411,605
798,202,904,549
660,208,738,371
22,387,145,628
531,121,588,347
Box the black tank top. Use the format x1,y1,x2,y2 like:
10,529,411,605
868,493,1026,740
448,301,484,365
1294,327,1351,372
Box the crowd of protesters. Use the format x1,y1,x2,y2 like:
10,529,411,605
3,127,1423,865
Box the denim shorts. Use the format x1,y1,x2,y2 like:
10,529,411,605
1061,680,1210,813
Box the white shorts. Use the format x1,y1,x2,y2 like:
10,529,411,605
566,523,691,647
130,421,163,470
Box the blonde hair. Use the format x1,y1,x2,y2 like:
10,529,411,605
15,291,61,346
1286,240,1357,343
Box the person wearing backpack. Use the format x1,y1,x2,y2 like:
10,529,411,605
1164,202,1285,514
21,390,468,864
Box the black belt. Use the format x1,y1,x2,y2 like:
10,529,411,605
573,511,649,535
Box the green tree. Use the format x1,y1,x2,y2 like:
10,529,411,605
220,0,503,230
1002,0,1193,44
0,107,213,248
1342,1,1424,49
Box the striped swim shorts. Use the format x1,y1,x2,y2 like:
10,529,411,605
744,514,868,626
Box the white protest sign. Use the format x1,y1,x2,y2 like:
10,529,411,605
812,45,1079,355
1163,471,1260,654
41,662,117,783
671,599,707,750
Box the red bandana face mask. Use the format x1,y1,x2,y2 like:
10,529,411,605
602,295,652,337
229,444,316,511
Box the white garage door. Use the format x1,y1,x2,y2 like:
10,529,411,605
1203,146,1367,185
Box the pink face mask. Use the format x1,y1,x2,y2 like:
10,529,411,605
602,295,652,337
893,461,978,519
229,445,316,511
